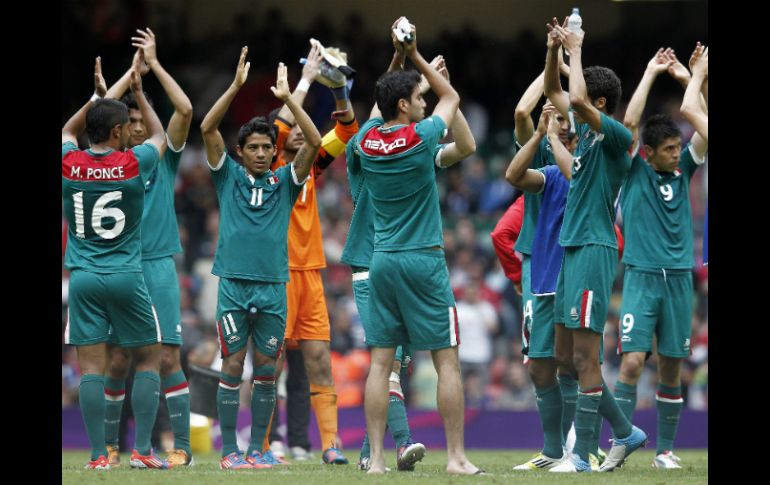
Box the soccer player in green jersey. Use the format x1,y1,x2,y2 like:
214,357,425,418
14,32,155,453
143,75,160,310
353,18,480,475
347,40,475,471
614,47,708,469
544,17,647,473
62,57,169,470
99,29,195,468
200,48,321,470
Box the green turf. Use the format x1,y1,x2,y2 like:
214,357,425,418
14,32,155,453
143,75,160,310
62,449,708,484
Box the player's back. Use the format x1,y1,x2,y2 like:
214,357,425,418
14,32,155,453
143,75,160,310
62,143,157,273
356,115,447,252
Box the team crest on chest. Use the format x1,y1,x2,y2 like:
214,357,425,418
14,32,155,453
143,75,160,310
267,175,279,185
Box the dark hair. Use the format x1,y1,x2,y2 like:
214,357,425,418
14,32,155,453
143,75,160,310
85,99,129,144
374,70,422,121
642,114,682,150
119,90,154,110
583,66,622,115
237,116,277,147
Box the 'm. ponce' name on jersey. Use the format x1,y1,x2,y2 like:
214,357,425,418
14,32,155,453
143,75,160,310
62,150,140,182
360,124,423,157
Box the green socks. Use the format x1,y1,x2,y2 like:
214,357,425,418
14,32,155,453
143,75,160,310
131,371,161,455
360,389,413,458
655,384,683,454
162,370,191,455
574,386,602,462
80,374,108,460
614,380,638,423
535,384,564,459
217,373,242,457
558,373,578,445
598,381,632,439
247,365,276,456
103,376,125,446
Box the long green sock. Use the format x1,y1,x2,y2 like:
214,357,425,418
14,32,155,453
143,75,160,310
217,373,241,457
558,374,578,446
655,384,683,454
388,389,412,448
80,374,108,460
590,416,603,456
162,370,191,455
574,386,602,462
132,371,161,455
614,381,637,423
598,381,632,439
247,365,276,456
103,376,126,446
534,384,564,459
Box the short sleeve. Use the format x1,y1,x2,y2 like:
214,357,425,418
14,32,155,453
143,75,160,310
599,112,634,155
414,115,448,149
131,142,161,184
62,141,78,159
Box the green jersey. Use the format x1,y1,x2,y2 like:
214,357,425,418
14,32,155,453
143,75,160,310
342,116,446,266
620,143,704,269
559,112,632,248
210,153,304,282
141,135,183,260
514,136,554,255
355,115,448,252
62,141,159,273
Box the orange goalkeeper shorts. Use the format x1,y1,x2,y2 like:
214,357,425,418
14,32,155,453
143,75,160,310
284,269,330,347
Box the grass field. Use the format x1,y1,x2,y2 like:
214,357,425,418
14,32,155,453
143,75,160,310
62,449,708,484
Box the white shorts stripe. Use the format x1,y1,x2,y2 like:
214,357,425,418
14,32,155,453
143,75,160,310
166,388,190,398
64,308,71,344
219,382,240,391
583,291,594,328
352,271,370,282
151,305,162,342
227,313,237,335
449,307,458,346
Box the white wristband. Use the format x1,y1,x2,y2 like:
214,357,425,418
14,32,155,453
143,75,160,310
296,78,311,93
90,93,102,103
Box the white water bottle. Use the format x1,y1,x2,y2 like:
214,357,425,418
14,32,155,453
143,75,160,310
568,8,583,34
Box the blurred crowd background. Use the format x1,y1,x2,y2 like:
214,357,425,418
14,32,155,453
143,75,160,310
62,0,708,413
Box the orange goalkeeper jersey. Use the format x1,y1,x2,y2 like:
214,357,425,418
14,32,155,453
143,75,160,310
271,116,359,270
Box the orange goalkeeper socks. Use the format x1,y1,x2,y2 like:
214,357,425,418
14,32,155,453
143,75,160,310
310,383,339,450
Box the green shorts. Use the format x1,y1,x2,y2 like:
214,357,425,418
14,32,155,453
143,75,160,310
556,244,618,334
142,257,181,345
368,250,458,351
618,266,693,358
521,255,557,358
216,277,286,358
352,268,411,365
66,270,160,348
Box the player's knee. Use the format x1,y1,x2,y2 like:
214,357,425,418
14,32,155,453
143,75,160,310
657,356,682,385
222,357,245,378
159,347,180,374
619,354,645,382
554,348,573,370
572,350,597,375
108,351,132,379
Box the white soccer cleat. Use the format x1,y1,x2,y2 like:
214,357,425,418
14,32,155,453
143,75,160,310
549,454,592,473
513,452,562,470
652,451,682,469
270,440,287,460
565,423,576,454
290,446,314,462
599,425,648,472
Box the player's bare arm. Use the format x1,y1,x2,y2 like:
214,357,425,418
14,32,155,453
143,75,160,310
547,109,574,181
131,60,166,154
104,49,150,101
624,48,673,147
543,18,570,118
132,27,193,149
272,62,321,181
505,106,554,193
201,46,250,168
398,19,460,127
431,57,476,167
276,42,322,126
681,45,708,142
553,19,604,132
62,56,108,145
